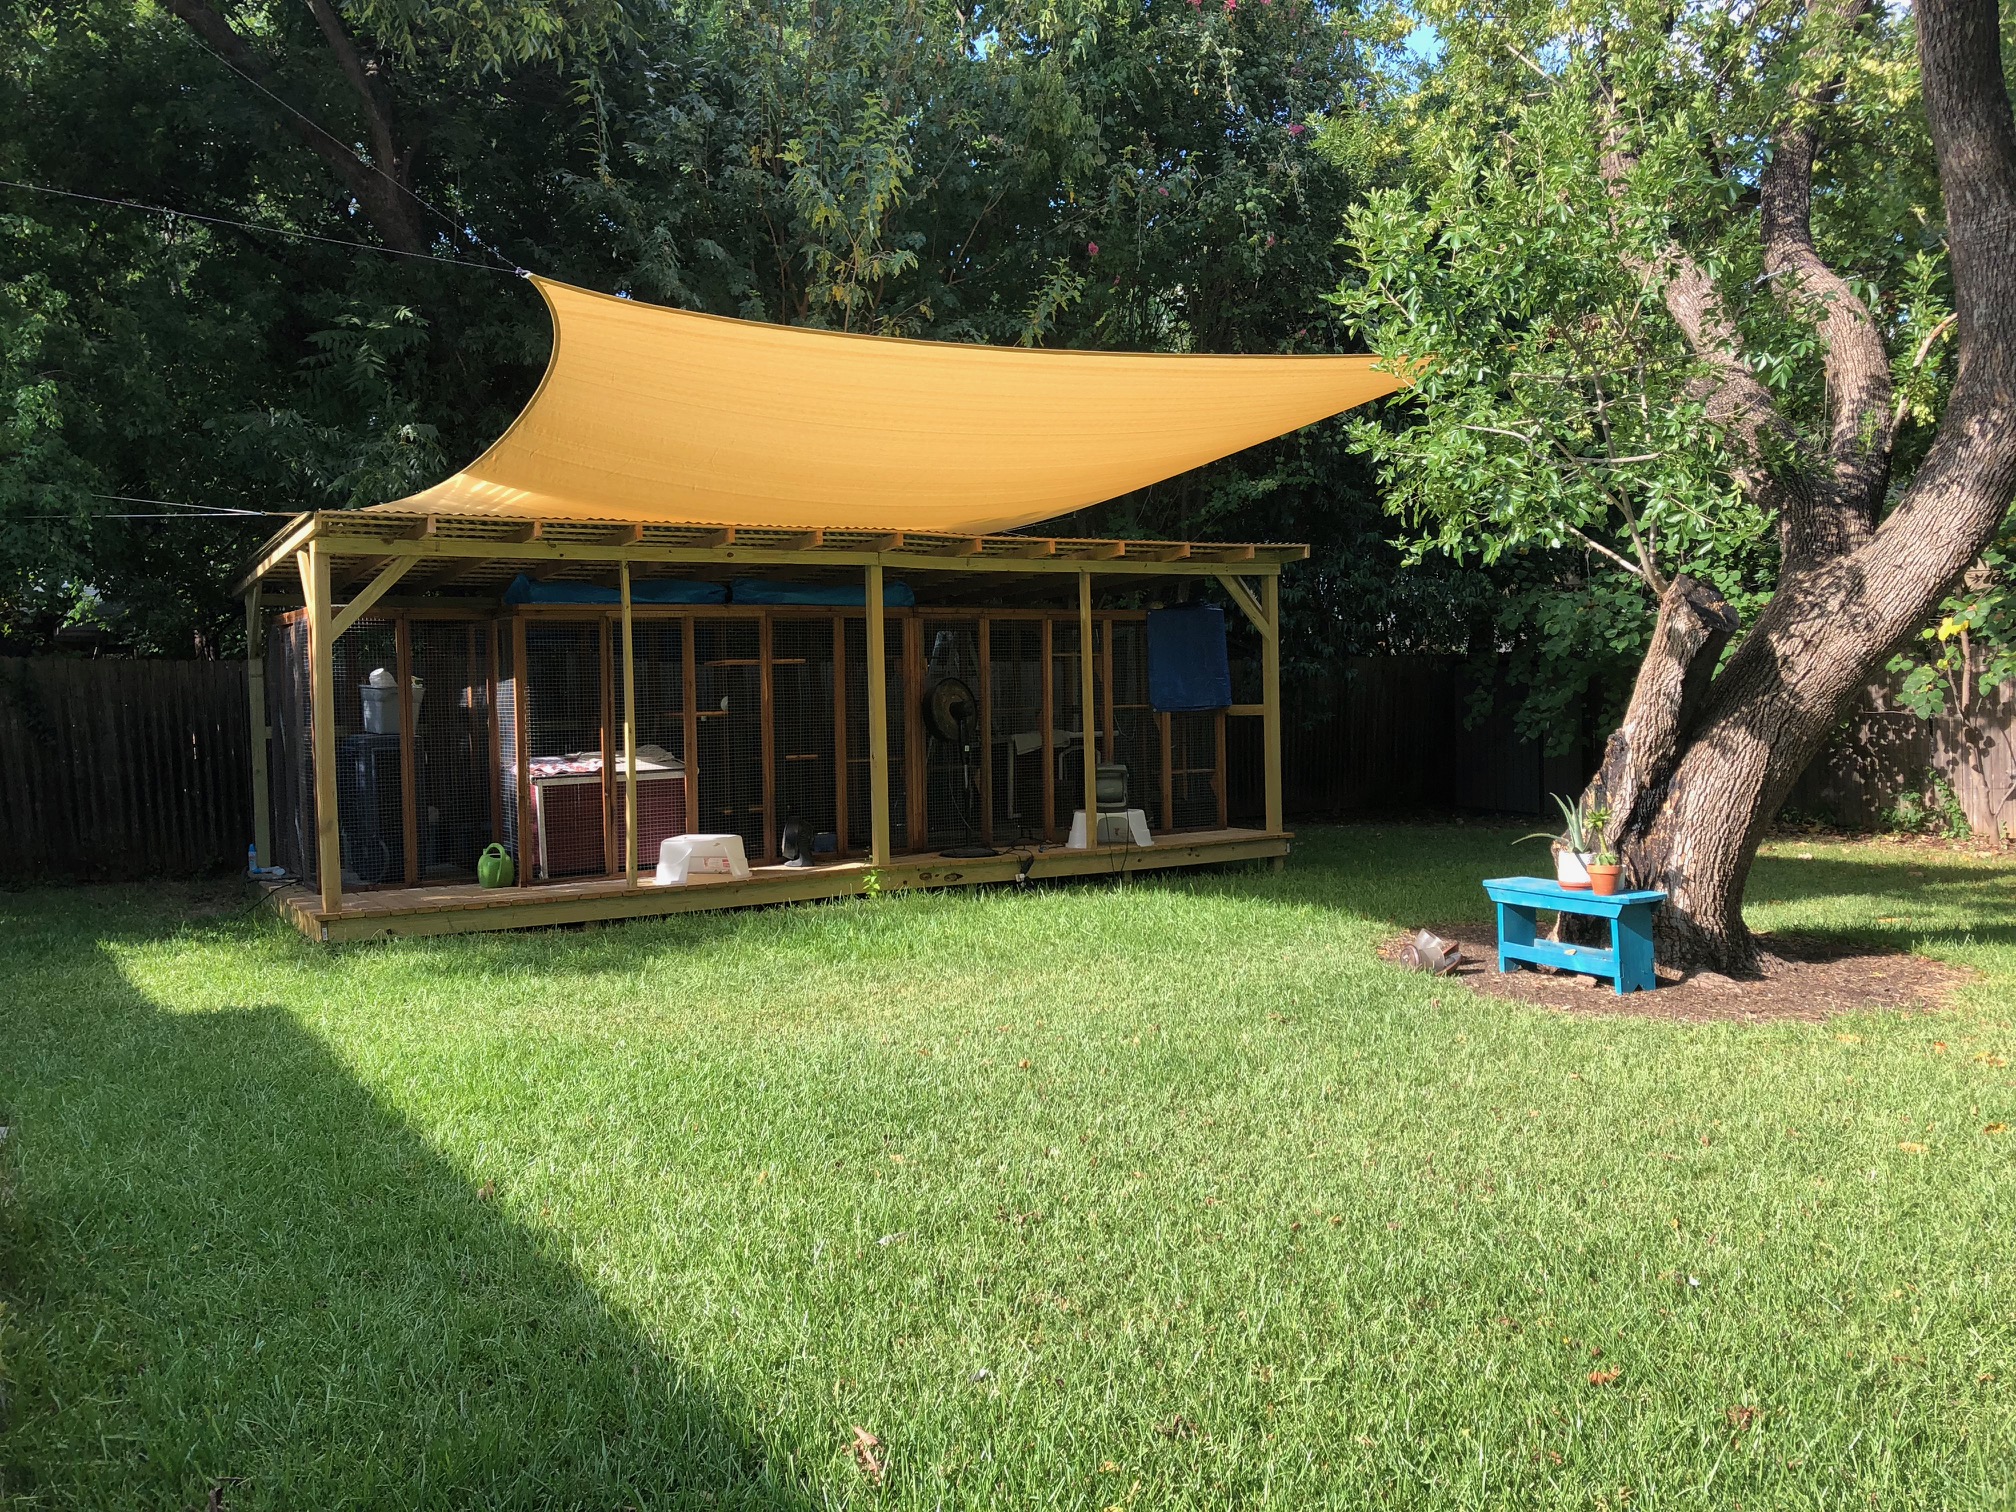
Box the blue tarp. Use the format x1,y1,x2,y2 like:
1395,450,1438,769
729,579,915,607
503,575,726,605
1147,603,1232,712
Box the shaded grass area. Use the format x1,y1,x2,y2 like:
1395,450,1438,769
1,824,2012,1508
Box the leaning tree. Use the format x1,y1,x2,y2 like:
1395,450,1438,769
1336,0,2016,970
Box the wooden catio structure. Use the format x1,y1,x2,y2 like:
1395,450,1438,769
236,276,1402,941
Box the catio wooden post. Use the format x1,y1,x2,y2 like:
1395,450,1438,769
865,562,891,866
1078,571,1098,843
245,587,271,869
621,561,639,886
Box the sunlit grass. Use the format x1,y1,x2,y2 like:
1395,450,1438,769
2,824,2012,1508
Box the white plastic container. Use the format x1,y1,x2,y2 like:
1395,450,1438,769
360,670,424,735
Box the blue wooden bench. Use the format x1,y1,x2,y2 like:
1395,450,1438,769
1480,876,1667,995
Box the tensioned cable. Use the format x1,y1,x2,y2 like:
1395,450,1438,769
176,30,522,272
0,179,515,271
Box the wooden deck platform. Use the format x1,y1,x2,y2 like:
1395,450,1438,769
276,828,1289,942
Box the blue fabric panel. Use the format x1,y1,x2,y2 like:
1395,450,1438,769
1146,603,1232,712
729,579,915,607
503,575,726,605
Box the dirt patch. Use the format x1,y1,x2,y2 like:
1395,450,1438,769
1381,923,1973,1025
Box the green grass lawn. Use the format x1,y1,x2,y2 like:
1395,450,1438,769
2,824,2013,1510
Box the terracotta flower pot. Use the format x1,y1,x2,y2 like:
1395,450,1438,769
1586,863,1622,896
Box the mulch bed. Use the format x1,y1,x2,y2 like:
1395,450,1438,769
1381,922,1973,1025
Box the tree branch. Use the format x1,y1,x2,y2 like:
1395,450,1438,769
166,0,427,252
301,0,405,186
1758,0,1892,561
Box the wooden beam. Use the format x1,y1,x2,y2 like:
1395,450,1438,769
945,537,984,557
1144,543,1191,562
389,515,437,540
245,588,271,869
866,532,904,553
1262,573,1283,849
621,564,639,886
1210,544,1257,563
331,554,419,640
1215,573,1272,639
295,549,313,604
230,512,317,596
1078,542,1126,561
781,529,824,550
513,616,531,887
865,565,892,866
306,543,342,915
1011,539,1057,558
619,524,645,545
1077,572,1098,843
691,527,734,548
508,521,544,543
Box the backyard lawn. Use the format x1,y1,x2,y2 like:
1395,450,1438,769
2,823,2012,1510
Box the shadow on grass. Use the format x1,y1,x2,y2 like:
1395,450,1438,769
0,911,810,1511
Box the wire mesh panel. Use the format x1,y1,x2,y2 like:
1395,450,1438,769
1048,617,1092,832
1166,710,1224,831
327,617,402,887
408,618,494,881
986,618,1044,845
843,614,908,854
520,618,609,879
1106,618,1161,829
693,616,765,860
772,614,839,861
919,619,984,849
497,621,522,872
622,616,691,872
266,616,316,883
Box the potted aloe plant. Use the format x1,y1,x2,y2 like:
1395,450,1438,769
1522,795,1606,890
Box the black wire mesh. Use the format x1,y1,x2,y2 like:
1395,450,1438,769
772,613,839,861
985,618,1045,845
408,618,496,881
521,618,610,879
921,619,983,848
1167,710,1224,831
626,616,691,874
329,617,402,887
843,614,907,854
266,616,315,883
693,616,766,861
1106,618,1160,828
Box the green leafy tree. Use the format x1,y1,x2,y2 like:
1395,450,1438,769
1333,0,2016,969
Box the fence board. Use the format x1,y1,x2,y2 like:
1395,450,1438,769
1788,679,2016,838
0,657,251,883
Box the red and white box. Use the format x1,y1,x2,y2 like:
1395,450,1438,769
524,746,687,879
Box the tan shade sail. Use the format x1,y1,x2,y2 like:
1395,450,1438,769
374,276,1406,534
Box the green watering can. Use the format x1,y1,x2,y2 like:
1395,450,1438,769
477,843,515,889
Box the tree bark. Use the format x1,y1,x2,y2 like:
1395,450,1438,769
1584,0,2016,973
167,0,429,253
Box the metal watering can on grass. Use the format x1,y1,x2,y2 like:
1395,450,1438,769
477,843,514,889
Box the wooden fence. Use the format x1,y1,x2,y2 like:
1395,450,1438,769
0,657,252,883
1229,656,1588,820
1786,679,2016,838
16,651,1992,888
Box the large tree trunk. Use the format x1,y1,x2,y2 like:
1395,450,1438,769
1582,0,2016,974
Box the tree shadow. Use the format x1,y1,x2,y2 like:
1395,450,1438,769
0,908,812,1510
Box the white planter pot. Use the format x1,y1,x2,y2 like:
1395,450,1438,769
1553,843,1593,889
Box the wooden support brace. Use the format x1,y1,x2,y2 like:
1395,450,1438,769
621,563,639,886
331,555,419,640
865,564,892,866
1214,573,1273,639
1011,539,1056,559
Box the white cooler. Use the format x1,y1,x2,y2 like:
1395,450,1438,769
655,833,752,885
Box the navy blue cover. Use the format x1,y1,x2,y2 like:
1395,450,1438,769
1147,603,1232,712
729,579,915,607
503,575,727,605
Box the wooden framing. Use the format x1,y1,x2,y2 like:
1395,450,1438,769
240,509,1302,940
1076,571,1098,843
865,562,892,866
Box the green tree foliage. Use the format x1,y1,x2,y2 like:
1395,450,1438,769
3,0,1462,662
1327,0,1963,743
